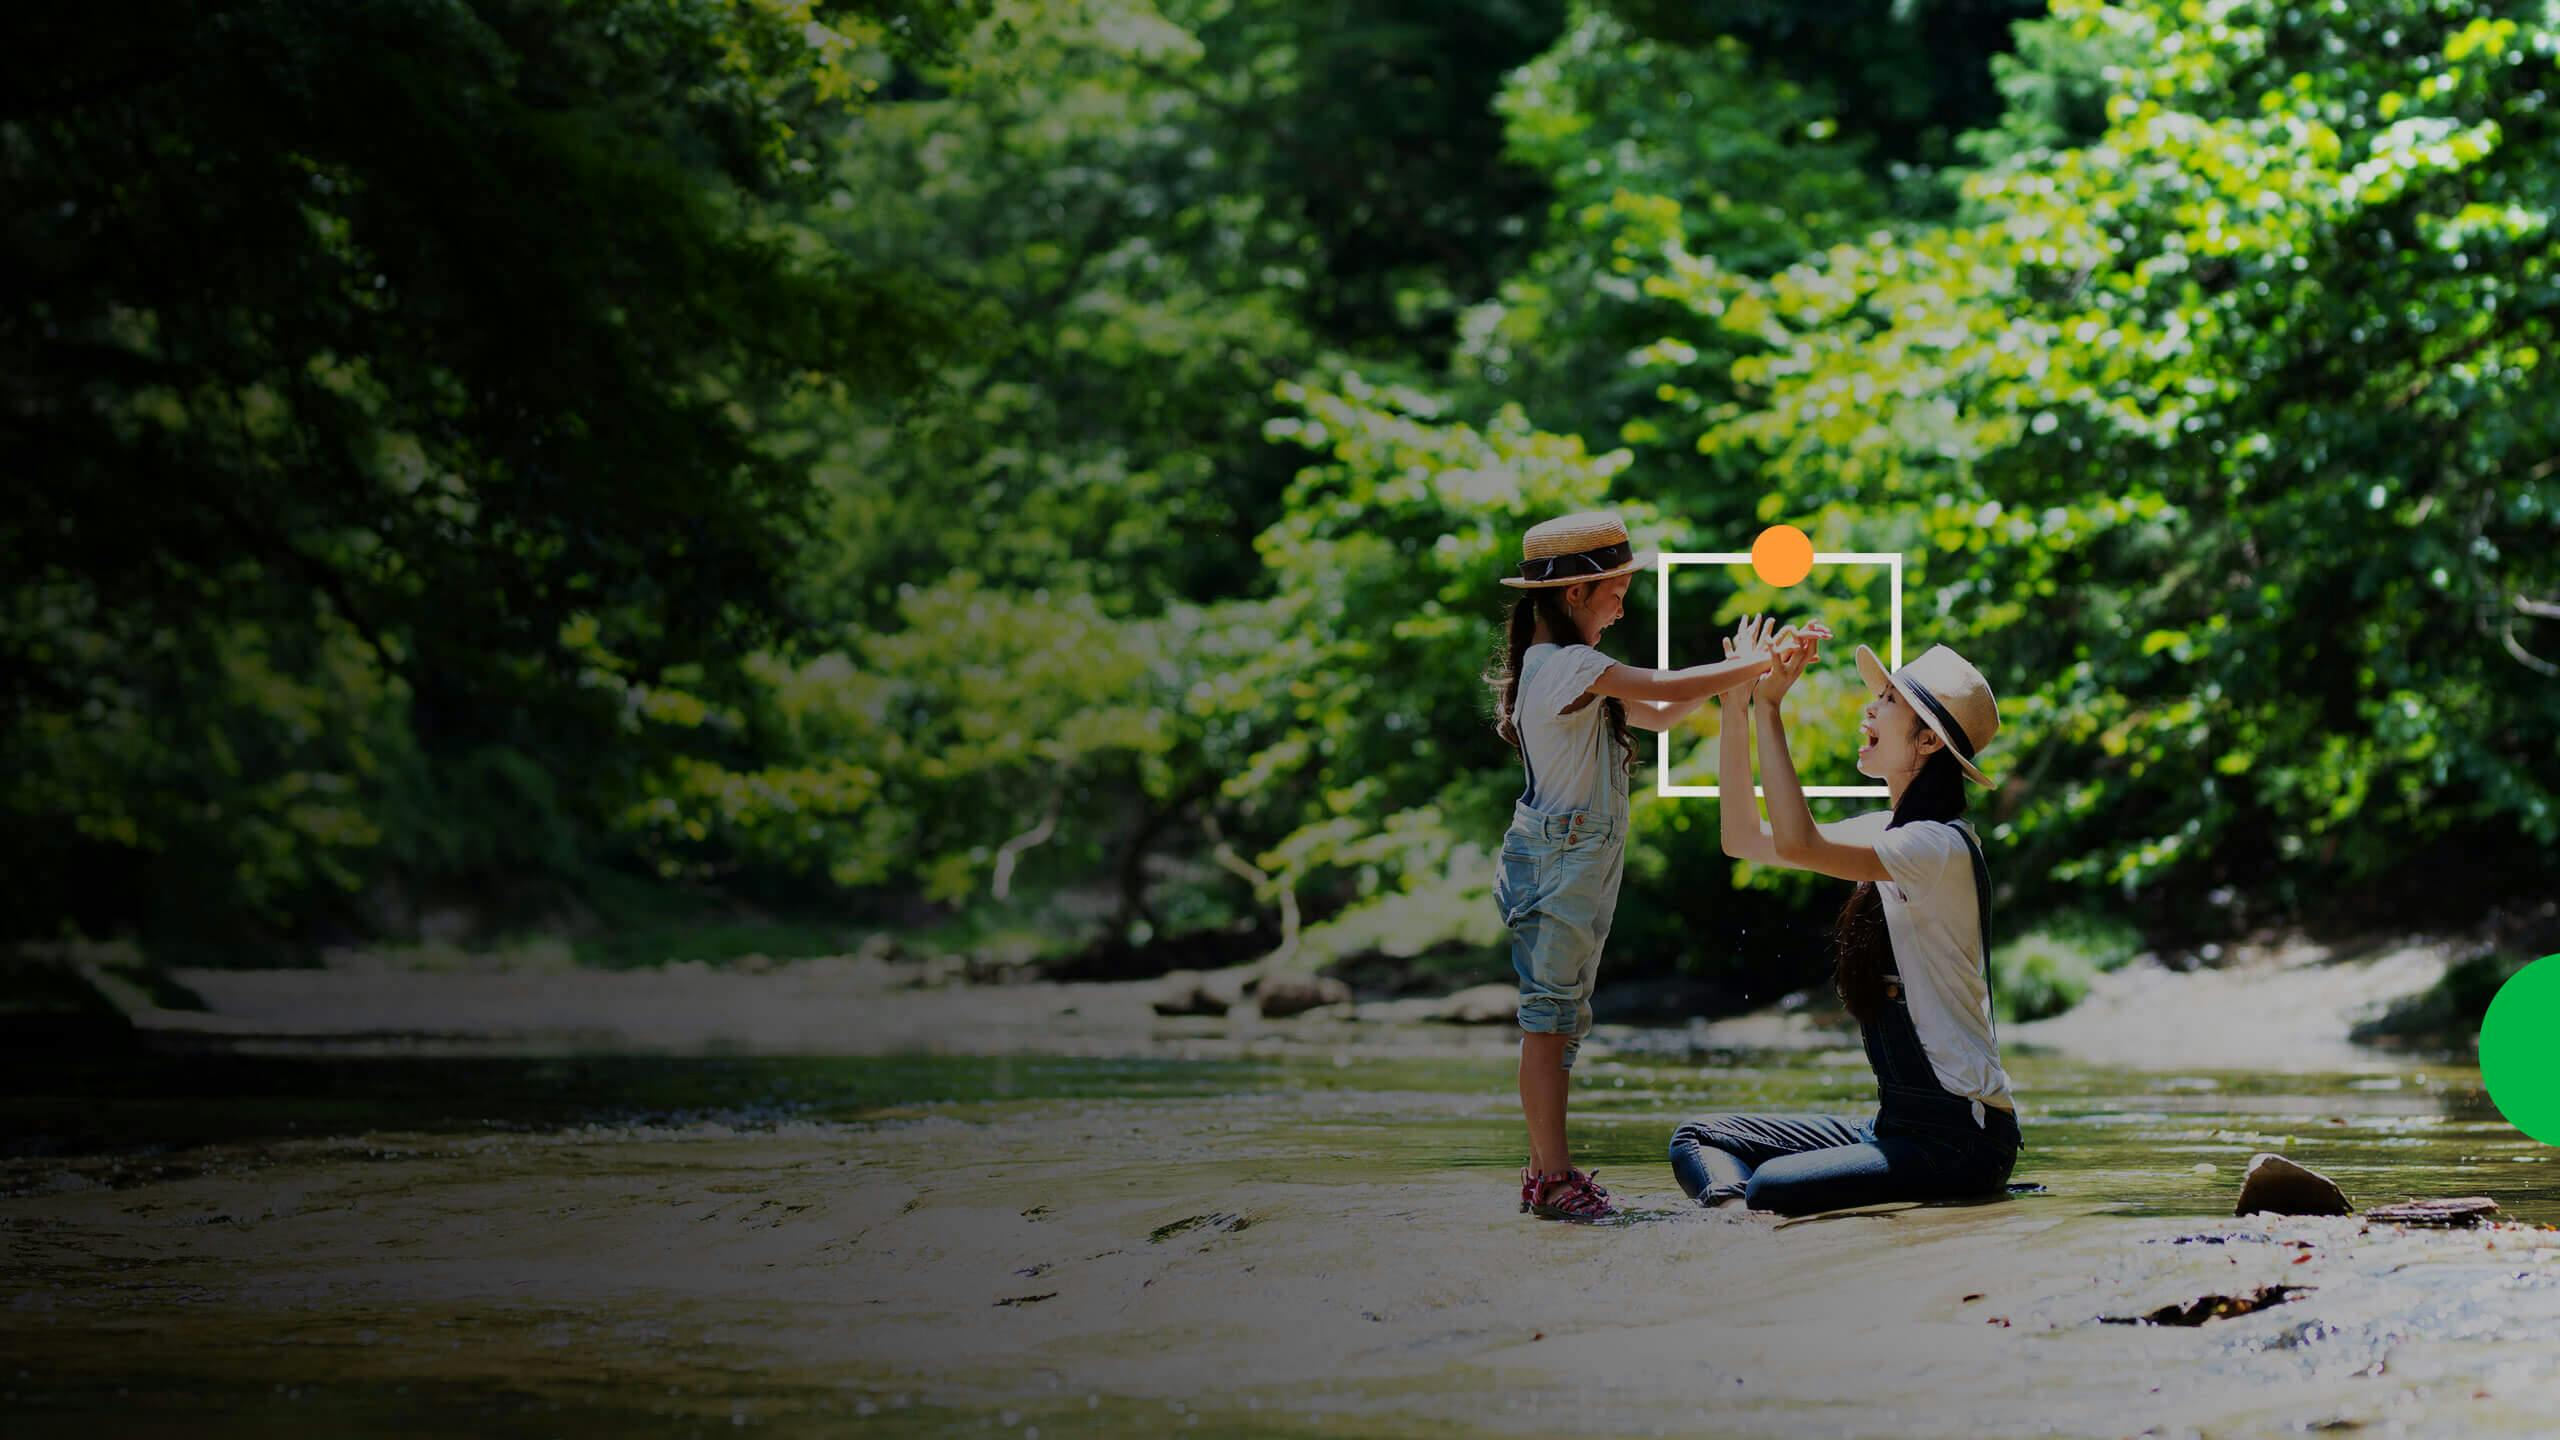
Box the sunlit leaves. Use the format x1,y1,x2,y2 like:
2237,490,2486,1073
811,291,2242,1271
1664,0,2560,906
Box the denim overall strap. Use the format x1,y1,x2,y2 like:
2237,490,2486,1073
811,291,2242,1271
1953,818,1995,1041
1605,701,1631,824
1517,727,1537,808
1512,681,1630,824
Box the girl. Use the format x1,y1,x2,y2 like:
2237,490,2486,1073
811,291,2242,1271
1489,513,1822,1222
1667,617,2020,1216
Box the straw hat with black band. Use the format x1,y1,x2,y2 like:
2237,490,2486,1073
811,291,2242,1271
1854,643,2000,788
1500,511,1658,589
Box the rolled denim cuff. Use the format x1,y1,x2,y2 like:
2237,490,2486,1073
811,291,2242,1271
1516,993,1580,1035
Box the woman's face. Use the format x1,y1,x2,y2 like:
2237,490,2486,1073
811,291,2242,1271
1564,574,1631,641
1856,684,1941,780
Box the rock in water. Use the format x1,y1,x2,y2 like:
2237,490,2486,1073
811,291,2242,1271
1151,967,1257,1017
1150,971,1226,1017
2234,1153,2353,1217
1255,973,1351,1018
1429,982,1521,1025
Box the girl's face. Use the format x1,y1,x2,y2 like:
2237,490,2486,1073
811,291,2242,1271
1563,574,1631,642
1855,685,1942,780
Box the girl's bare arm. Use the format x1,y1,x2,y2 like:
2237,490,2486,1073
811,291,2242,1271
1586,654,1771,708
1625,689,1714,733
1590,617,1830,723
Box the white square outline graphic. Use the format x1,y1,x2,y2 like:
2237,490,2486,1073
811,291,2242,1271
1654,551,1903,799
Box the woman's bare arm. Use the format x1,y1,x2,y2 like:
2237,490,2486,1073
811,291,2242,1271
1715,669,1777,864
1752,644,1892,883
1716,630,1869,865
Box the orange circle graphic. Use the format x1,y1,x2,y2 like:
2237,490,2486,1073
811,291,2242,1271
1751,524,1814,588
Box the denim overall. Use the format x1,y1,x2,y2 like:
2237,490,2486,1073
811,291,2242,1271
1493,703,1629,1073
1667,820,2022,1214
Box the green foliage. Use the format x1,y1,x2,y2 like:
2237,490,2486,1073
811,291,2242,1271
1217,0,2560,975
1599,0,2048,178
790,0,1318,613
2351,943,2537,1049
1232,0,1570,354
4,1,983,944
2028,909,2145,973
1988,915,2142,1022
656,0,1596,946
1673,0,2560,916
1458,7,1887,459
1220,11,1917,972
20,0,2558,990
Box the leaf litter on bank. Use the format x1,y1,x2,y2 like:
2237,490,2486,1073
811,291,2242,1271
2101,1284,2315,1327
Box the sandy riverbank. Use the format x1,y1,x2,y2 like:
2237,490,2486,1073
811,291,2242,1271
103,928,2467,1076
5,1046,2556,1439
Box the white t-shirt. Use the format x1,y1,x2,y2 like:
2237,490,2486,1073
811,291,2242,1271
1841,811,2016,1121
1513,643,1626,817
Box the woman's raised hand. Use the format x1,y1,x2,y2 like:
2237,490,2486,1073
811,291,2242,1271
1757,633,1815,703
1730,612,1779,665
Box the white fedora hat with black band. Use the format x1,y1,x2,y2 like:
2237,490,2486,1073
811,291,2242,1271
1853,642,2000,787
1500,510,1658,589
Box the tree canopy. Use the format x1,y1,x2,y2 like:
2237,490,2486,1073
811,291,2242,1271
10,0,2555,979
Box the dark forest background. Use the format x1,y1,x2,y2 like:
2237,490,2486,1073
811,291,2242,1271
9,0,2557,1020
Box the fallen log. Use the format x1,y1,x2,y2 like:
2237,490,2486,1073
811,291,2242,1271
2364,1196,2500,1227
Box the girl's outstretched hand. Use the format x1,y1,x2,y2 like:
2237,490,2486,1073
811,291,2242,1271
1775,618,1834,668
1735,613,1831,664
1732,614,1832,674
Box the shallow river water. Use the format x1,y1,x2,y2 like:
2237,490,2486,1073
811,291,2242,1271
5,1030,2558,1438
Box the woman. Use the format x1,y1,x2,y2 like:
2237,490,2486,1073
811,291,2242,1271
1667,616,2021,1216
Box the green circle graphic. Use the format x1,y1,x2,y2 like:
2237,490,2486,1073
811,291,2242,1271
2481,953,2560,1147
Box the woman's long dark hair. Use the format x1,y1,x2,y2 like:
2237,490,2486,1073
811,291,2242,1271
1488,586,1635,773
1833,731,1971,1024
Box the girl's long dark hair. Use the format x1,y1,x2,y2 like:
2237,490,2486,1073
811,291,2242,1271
1488,587,1635,773
1833,736,1971,1024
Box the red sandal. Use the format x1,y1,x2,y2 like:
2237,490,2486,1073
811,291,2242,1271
1526,1167,1620,1222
